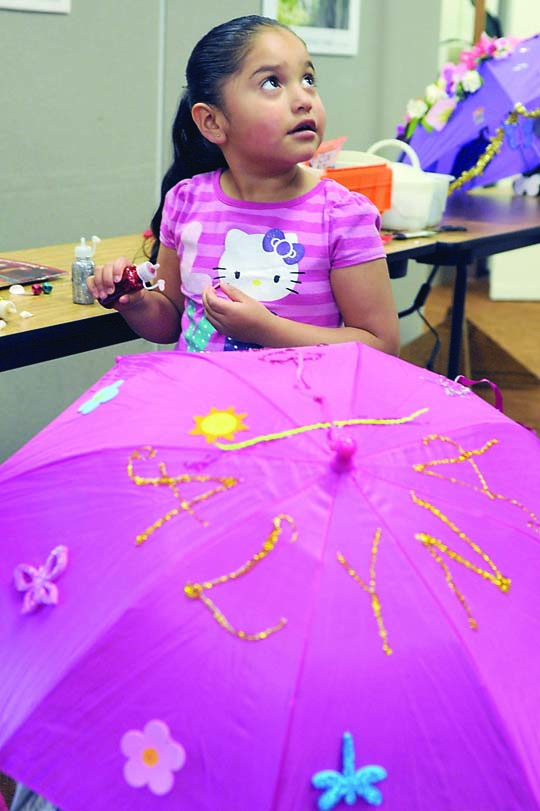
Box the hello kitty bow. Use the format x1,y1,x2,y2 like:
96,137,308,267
262,229,305,265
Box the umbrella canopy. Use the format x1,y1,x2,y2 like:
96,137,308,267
1,344,539,811
404,33,540,190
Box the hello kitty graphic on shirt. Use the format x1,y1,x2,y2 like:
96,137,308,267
215,228,305,301
182,227,306,352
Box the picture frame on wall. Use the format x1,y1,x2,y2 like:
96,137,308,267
0,0,70,11
261,0,360,56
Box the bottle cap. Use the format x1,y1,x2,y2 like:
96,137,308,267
137,261,165,291
75,235,101,260
136,261,158,283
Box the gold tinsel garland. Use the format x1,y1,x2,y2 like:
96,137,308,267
449,103,540,194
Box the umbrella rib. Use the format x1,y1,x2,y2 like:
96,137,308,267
0,443,212,486
189,348,421,457
268,476,341,811
348,473,540,795
350,452,540,544
191,352,331,439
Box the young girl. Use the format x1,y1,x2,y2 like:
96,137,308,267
89,14,400,356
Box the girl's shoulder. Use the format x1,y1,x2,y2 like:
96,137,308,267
298,164,378,211
313,177,382,224
163,171,221,221
319,176,376,206
166,170,219,200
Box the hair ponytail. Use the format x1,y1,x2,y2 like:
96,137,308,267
148,93,226,262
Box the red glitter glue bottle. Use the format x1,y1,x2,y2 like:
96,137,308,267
98,261,164,309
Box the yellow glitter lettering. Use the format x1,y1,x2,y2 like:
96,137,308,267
414,435,539,533
411,491,511,629
184,514,297,641
127,446,238,545
337,528,392,656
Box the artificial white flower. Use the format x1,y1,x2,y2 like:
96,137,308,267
425,83,447,105
460,69,482,93
406,98,428,120
493,37,514,58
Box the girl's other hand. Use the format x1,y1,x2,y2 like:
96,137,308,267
202,283,273,342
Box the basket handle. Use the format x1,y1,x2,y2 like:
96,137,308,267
366,138,421,170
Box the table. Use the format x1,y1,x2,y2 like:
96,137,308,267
414,190,540,378
2,192,539,376
0,235,148,372
0,232,435,373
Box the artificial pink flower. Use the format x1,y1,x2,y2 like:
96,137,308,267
425,97,458,131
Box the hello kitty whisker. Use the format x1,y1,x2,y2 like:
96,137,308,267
286,287,300,294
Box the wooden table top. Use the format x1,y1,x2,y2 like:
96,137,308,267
0,234,149,340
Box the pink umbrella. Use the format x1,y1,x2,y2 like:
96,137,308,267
0,343,539,811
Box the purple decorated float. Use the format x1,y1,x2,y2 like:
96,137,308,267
400,33,540,192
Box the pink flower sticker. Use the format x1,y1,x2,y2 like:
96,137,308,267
121,720,186,795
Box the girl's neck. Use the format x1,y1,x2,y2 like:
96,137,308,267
220,163,321,203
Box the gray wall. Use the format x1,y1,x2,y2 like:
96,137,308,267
0,0,442,460
1,0,159,249
1,0,442,250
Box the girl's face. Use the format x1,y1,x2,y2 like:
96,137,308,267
218,27,326,172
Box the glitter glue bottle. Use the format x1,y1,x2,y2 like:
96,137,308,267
98,261,164,309
72,235,100,305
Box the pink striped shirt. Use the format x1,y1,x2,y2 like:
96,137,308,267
160,169,385,352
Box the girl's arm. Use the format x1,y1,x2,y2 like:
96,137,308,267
88,246,185,344
202,257,400,356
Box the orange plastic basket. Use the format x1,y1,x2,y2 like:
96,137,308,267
324,164,393,213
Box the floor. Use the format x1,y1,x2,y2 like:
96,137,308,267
399,272,540,436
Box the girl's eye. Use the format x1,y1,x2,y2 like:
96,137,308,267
262,76,280,90
303,73,316,87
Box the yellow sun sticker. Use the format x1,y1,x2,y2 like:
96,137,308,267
190,406,249,444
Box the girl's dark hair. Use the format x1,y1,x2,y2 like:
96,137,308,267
148,14,290,262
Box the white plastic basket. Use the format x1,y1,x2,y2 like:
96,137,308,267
366,139,453,230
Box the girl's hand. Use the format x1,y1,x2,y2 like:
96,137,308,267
202,283,274,342
87,257,145,310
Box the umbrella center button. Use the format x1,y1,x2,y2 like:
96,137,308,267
331,436,357,472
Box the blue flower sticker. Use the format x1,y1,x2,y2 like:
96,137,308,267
78,380,124,414
312,732,387,809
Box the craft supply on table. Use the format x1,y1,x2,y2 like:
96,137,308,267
366,139,454,231
0,258,66,289
0,300,17,319
391,229,438,240
72,236,100,305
